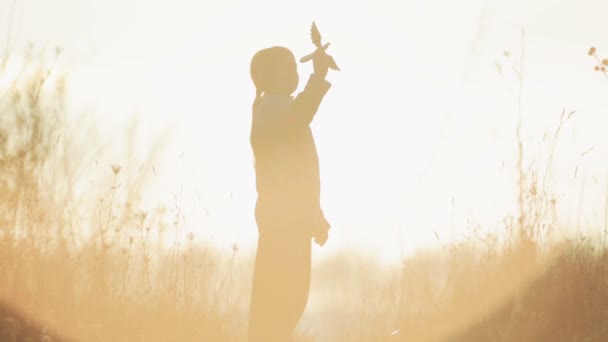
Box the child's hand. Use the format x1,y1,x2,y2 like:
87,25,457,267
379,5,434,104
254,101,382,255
312,49,329,79
313,228,329,247
312,47,334,79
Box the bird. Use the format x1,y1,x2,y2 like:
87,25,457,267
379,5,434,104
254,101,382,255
300,22,340,71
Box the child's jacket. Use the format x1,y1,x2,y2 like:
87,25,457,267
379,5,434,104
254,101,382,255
250,74,331,237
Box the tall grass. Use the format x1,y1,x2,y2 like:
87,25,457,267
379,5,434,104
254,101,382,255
335,43,608,342
0,47,246,341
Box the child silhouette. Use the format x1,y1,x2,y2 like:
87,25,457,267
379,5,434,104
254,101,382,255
248,45,335,341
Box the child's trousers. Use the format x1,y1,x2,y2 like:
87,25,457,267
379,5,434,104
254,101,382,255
248,229,312,342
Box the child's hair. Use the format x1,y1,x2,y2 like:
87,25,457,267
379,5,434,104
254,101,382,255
250,46,294,111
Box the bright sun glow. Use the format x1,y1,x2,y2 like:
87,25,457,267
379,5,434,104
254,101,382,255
3,0,608,264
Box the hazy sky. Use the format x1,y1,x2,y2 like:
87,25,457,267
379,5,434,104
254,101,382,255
2,0,608,262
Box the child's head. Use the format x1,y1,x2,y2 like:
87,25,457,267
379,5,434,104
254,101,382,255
250,46,299,97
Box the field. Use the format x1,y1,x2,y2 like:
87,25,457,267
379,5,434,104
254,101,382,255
1,46,608,342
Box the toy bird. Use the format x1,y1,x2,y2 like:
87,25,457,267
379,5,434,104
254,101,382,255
300,22,340,71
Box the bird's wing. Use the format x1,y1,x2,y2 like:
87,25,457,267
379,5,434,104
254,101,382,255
311,22,322,48
328,56,340,71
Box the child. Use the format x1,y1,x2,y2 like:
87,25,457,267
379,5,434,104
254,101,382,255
248,45,334,342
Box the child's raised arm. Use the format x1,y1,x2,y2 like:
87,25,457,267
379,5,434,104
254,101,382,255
251,73,331,144
290,73,332,126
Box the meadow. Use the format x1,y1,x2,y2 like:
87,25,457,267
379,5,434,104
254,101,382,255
0,45,607,342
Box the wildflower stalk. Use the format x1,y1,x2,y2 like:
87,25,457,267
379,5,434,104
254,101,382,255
516,29,526,246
